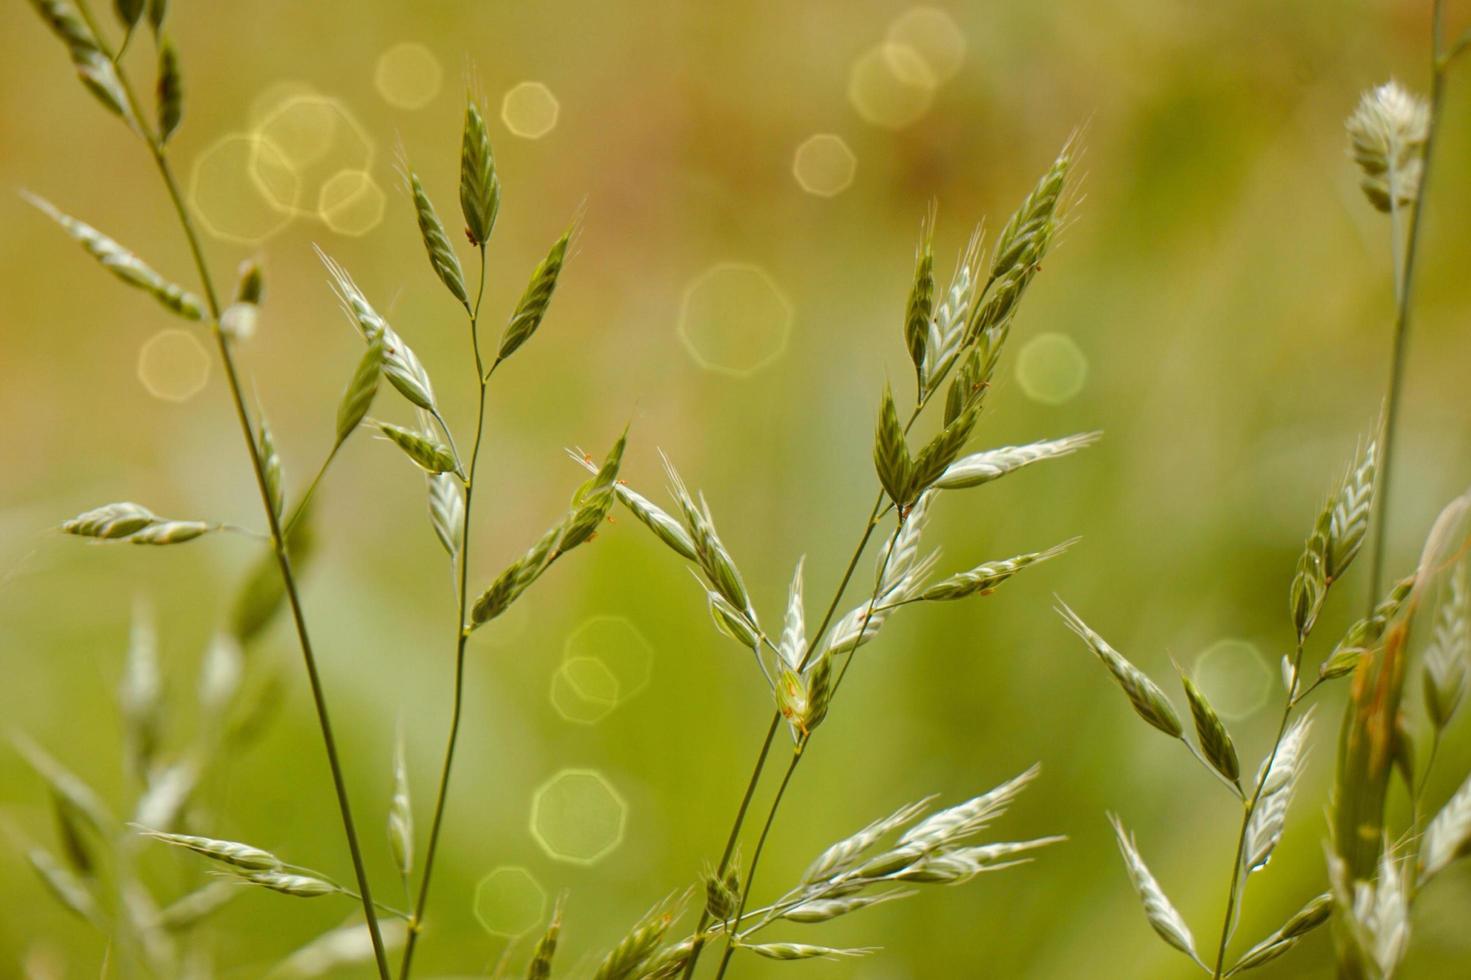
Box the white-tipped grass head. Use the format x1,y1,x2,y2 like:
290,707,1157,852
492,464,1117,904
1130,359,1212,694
1346,81,1430,213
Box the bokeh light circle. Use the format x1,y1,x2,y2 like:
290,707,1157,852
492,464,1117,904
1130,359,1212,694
374,42,443,110
137,329,210,402
501,82,560,139
1192,639,1272,721
318,169,387,236
1015,332,1088,405
473,866,546,937
886,7,968,83
792,134,857,197
188,134,298,243
549,657,621,725
678,263,793,378
530,769,627,865
848,43,938,129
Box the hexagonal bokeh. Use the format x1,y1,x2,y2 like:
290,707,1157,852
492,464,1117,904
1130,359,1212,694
188,133,298,243
251,92,375,223
530,769,627,865
137,329,210,402
886,6,967,83
374,42,443,110
550,656,621,725
318,169,387,236
473,866,546,937
792,134,857,197
1193,639,1272,721
678,263,793,378
847,42,938,130
565,616,653,700
501,81,560,139
1014,332,1088,405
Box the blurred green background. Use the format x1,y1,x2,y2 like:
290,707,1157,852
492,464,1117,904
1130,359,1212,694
3,0,1470,976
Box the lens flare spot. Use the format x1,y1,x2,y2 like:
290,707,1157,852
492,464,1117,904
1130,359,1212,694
530,769,627,865
188,133,298,243
137,329,210,402
678,263,793,378
318,169,386,236
565,615,654,700
886,7,967,83
252,93,375,215
550,657,621,725
501,81,560,139
374,42,443,110
1193,639,1272,721
847,43,938,130
792,134,857,197
473,866,546,937
1015,332,1088,405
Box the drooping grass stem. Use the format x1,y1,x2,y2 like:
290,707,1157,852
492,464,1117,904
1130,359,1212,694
400,247,493,980
72,4,393,972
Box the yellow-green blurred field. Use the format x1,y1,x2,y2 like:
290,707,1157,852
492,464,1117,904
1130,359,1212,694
2,1,1470,976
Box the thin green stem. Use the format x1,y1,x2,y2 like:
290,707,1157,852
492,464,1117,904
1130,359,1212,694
400,248,492,980
1210,642,1304,979
713,751,802,980
1366,0,1448,611
679,497,884,979
72,6,391,972
282,443,340,539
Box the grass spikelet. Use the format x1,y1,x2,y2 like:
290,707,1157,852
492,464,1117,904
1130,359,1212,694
1056,601,1183,738
119,598,163,781
1227,893,1332,975
374,421,459,476
25,193,203,320
1320,576,1415,682
593,898,679,980
426,471,464,559
12,733,113,837
873,383,915,510
1346,82,1430,213
560,428,626,552
156,39,182,143
137,828,282,871
388,733,413,883
1419,769,1471,884
459,100,500,247
1179,670,1241,787
258,413,284,522
233,869,337,898
740,942,875,961
1327,439,1376,582
779,556,806,670
28,0,134,123
904,210,935,392
920,539,1076,601
61,501,160,539
920,227,982,393
1109,814,1205,968
525,897,563,980
899,765,1039,848
567,448,697,561
125,520,212,544
935,432,1101,490
661,451,753,615
802,799,933,884
470,524,562,626
153,880,238,931
27,847,100,924
499,227,572,362
335,342,382,449
318,249,438,415
781,890,911,923
407,171,469,310
115,0,145,28
1422,561,1468,729
1244,709,1313,874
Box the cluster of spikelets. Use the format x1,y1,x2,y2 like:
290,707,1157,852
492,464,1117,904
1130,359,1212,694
1049,61,1471,980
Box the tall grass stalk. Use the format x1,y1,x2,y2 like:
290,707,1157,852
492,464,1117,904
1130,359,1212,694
28,1,394,972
